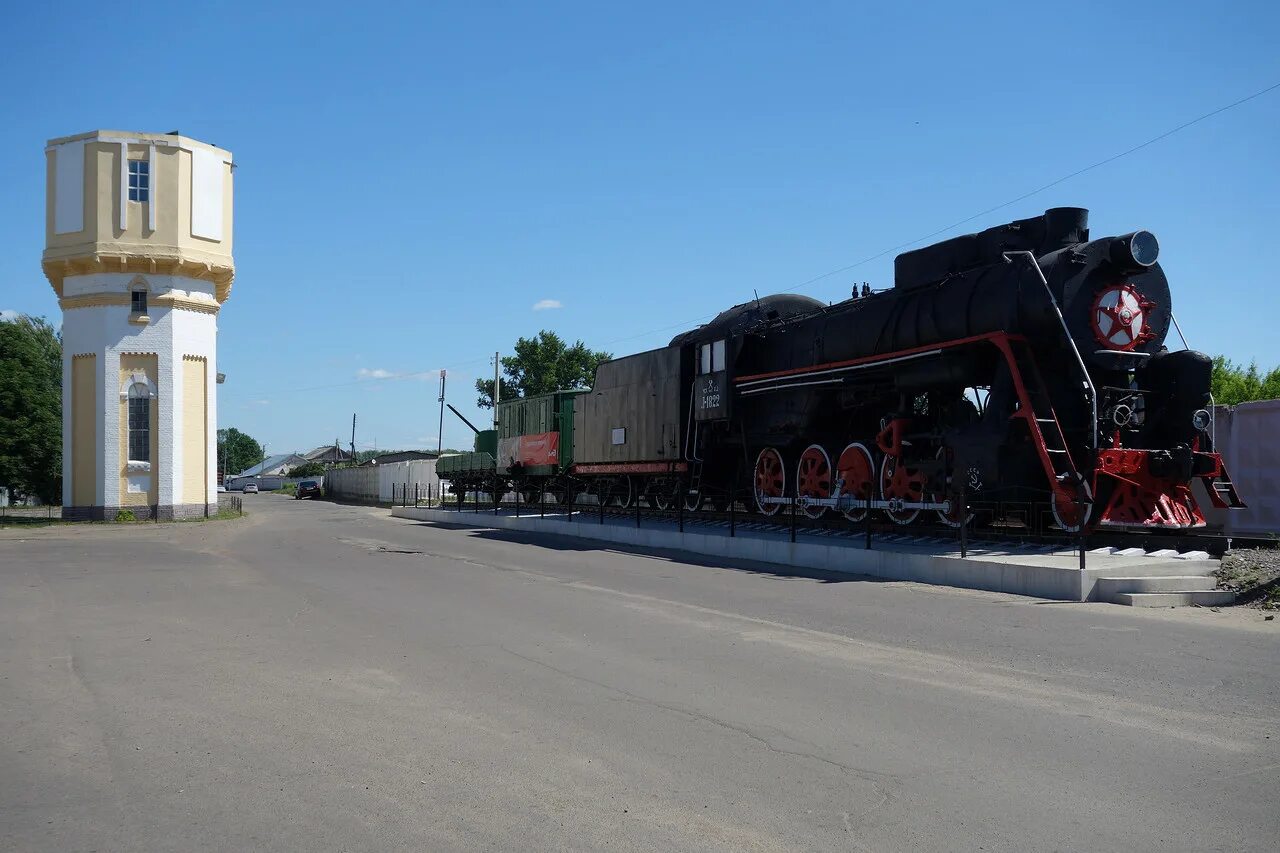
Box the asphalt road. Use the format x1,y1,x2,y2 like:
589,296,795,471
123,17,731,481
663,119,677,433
2,496,1277,852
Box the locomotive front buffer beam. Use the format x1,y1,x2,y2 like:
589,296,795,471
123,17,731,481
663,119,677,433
759,495,954,514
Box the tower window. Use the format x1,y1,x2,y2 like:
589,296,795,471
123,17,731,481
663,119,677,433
131,290,147,315
128,159,149,202
127,385,150,463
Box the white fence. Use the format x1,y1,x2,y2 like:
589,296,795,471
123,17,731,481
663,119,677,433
324,459,442,504
1205,399,1280,538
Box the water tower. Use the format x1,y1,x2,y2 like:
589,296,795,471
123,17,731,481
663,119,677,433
43,131,234,519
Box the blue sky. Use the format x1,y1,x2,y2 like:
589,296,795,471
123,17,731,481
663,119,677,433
1,1,1276,455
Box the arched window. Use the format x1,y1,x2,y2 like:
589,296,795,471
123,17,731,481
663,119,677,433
127,383,150,463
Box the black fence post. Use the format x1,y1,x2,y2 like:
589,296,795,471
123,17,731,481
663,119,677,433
540,484,545,519
515,487,521,518
598,487,604,524
790,496,797,543
570,486,576,522
729,487,736,537
1078,497,1087,573
635,489,641,528
864,490,872,550
494,482,500,516
959,479,968,559
678,488,684,533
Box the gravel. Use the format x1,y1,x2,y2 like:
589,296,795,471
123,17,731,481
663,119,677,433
1216,547,1280,608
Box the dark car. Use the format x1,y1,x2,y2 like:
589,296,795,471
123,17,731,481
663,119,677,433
295,480,322,500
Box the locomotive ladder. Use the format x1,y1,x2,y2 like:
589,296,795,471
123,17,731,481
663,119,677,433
1001,337,1086,500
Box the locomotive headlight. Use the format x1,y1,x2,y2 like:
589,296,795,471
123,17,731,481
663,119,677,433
1110,230,1160,270
1192,409,1211,431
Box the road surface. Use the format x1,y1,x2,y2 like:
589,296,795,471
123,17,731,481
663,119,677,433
2,495,1276,851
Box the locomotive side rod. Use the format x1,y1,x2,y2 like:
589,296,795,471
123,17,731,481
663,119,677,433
758,495,952,512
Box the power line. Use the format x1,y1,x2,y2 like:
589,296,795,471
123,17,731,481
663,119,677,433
246,79,1280,401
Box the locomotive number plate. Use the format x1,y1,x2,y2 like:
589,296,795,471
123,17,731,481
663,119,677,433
694,372,730,421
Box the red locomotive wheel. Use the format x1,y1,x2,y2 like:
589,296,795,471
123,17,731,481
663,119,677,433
835,442,875,522
879,455,926,525
796,444,832,519
753,447,785,516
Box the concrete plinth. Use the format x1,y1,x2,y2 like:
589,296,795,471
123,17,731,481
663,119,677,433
389,506,1218,602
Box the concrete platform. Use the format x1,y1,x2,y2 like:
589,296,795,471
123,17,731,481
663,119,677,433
390,506,1220,602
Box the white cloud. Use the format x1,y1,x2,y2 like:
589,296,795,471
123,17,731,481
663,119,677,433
0,309,18,322
532,299,562,311
254,399,270,406
357,367,393,379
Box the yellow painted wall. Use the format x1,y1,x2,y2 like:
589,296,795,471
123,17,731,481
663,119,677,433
182,356,208,505
118,353,158,506
71,355,96,506
43,132,234,287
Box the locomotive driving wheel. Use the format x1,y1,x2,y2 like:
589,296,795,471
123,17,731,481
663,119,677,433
835,442,875,522
879,454,926,525
795,444,832,519
753,447,785,516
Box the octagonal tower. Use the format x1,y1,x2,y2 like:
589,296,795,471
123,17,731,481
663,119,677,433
43,130,234,520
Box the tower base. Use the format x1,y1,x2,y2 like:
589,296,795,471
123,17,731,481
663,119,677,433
62,503,218,522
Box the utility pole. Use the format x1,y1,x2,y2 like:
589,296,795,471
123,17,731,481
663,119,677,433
492,351,500,429
437,370,446,454
350,413,357,465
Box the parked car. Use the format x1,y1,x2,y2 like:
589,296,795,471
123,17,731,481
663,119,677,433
243,483,259,494
295,480,322,500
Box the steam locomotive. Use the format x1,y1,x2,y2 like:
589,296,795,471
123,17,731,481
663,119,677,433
438,207,1244,532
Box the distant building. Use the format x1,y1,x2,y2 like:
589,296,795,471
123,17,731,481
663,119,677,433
303,445,353,464
234,453,310,478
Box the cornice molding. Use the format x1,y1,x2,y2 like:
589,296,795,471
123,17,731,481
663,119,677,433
153,294,219,315
42,253,234,302
60,291,221,316
60,293,130,310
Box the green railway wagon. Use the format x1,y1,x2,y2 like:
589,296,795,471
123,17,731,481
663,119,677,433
496,391,584,478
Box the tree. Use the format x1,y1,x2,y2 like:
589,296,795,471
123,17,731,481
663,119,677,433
1211,356,1280,406
0,315,62,504
217,427,263,476
475,330,612,408
287,461,326,478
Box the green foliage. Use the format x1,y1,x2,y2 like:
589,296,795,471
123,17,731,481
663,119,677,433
475,330,611,408
286,461,326,478
1211,356,1280,406
114,509,137,523
217,427,263,476
0,314,62,504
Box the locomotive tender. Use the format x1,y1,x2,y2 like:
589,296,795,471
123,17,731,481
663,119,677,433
438,207,1244,532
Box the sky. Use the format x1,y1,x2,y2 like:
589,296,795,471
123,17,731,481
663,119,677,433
1,1,1277,456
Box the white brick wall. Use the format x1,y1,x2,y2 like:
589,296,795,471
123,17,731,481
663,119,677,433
60,271,218,508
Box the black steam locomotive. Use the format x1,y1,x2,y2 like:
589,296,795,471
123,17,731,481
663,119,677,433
448,207,1244,532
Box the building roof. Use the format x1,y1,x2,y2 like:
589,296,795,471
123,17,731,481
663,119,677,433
234,453,309,477
303,445,352,460
359,450,440,466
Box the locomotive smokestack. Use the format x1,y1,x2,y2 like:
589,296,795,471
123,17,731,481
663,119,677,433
1043,207,1089,248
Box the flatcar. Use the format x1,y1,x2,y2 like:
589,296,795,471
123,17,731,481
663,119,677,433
437,207,1244,532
